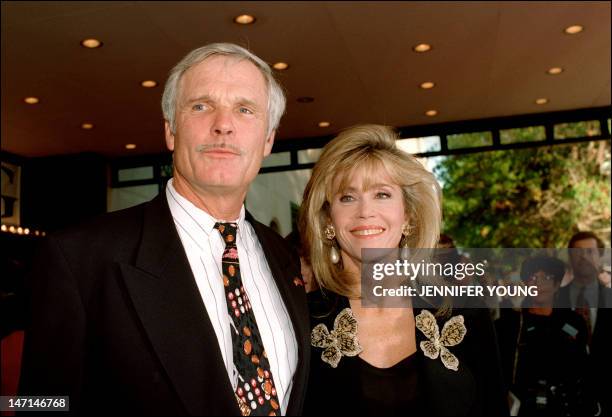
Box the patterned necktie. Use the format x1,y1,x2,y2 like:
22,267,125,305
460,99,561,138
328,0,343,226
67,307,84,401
215,222,280,416
575,286,592,346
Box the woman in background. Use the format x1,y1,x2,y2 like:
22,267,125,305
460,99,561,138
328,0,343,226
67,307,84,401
495,255,594,416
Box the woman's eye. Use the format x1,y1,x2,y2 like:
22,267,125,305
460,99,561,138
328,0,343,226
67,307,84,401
339,195,355,203
376,192,391,199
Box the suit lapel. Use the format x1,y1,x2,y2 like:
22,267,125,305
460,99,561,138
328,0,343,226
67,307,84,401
118,195,239,415
246,213,310,415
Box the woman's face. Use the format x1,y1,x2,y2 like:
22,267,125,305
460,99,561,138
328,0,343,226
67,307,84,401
525,270,560,305
329,166,406,270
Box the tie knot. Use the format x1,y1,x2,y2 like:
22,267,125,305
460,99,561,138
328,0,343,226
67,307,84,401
215,222,238,245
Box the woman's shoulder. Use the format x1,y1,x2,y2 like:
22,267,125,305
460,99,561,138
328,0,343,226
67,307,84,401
307,289,349,328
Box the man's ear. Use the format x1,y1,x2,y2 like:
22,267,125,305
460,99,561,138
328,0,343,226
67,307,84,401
164,120,175,151
263,130,276,157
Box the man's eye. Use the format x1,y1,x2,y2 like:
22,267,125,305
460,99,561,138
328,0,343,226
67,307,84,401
339,195,355,202
192,104,206,111
239,107,253,114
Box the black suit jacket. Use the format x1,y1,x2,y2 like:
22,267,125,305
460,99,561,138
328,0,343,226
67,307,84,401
555,283,612,415
19,194,310,415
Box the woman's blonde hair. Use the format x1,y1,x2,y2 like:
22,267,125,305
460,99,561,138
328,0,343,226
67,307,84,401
299,124,442,298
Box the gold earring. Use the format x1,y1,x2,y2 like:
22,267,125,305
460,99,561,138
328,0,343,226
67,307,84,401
401,223,413,259
324,224,336,240
402,223,414,237
324,225,340,264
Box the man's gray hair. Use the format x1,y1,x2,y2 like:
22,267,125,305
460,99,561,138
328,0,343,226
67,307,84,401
161,43,286,137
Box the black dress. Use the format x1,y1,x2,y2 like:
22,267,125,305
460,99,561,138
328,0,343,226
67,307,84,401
304,290,508,416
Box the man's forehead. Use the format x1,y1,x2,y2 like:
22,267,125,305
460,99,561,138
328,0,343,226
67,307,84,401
572,238,599,249
188,55,264,84
179,55,267,101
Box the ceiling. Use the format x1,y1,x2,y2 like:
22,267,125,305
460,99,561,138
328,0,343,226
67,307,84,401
1,1,610,158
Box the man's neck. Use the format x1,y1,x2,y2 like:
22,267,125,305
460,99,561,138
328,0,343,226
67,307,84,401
528,306,553,316
172,174,245,220
572,273,596,287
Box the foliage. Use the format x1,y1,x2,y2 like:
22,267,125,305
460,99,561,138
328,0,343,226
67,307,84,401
436,136,611,248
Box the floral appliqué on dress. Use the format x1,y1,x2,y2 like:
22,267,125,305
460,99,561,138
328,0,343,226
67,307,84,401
311,308,363,368
415,309,467,371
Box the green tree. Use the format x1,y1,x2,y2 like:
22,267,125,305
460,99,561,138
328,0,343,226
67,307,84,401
436,137,611,248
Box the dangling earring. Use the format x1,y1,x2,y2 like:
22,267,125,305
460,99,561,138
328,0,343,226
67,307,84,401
324,225,340,264
401,223,414,259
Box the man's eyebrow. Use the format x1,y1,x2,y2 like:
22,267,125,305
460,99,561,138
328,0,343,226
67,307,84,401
184,95,261,109
185,95,213,105
235,97,261,109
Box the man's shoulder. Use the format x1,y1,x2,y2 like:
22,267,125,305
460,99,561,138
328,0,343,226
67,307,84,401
50,196,165,250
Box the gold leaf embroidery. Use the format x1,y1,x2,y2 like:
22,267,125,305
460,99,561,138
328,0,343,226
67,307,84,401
415,309,466,371
311,308,363,368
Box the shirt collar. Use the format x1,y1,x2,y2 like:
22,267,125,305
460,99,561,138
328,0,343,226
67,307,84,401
166,178,250,246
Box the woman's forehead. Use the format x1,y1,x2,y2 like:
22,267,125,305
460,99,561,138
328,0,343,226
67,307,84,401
332,162,399,192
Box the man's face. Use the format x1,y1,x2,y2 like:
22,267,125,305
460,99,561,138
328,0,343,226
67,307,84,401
569,238,601,279
165,55,275,196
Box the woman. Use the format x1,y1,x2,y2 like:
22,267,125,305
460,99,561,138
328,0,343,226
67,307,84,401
495,256,594,416
299,125,507,416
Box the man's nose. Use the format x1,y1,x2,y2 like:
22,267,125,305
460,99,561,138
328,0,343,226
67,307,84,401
212,108,234,136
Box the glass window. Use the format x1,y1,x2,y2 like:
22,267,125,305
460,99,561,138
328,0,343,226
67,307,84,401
396,136,441,154
447,131,493,150
298,149,323,164
246,169,312,236
118,166,154,182
261,152,291,168
554,120,601,140
108,184,159,212
500,126,546,144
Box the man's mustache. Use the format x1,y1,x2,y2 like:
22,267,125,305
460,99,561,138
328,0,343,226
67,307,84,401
195,143,243,155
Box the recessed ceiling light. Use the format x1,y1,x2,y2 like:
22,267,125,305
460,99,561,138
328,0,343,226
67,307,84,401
420,81,435,89
24,97,39,104
547,67,563,75
81,123,94,130
564,25,583,35
141,80,158,88
318,121,331,128
125,144,137,150
81,38,103,48
234,14,255,25
535,98,549,105
413,43,432,53
0,225,6,232
425,110,438,117
272,62,289,70
297,97,314,103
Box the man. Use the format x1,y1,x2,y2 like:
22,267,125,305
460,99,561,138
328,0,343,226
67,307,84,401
19,43,310,415
556,231,611,416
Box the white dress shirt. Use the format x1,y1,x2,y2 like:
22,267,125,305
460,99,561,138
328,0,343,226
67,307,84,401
166,179,298,414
